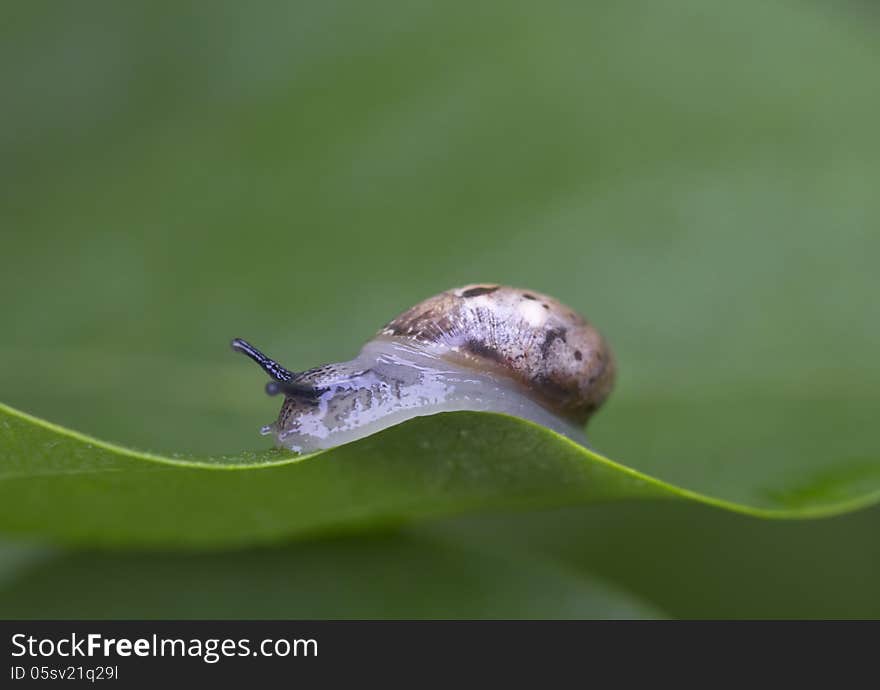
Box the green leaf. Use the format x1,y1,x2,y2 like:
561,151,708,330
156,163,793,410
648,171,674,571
2,401,878,547
436,501,880,619
0,532,663,619
3,0,880,617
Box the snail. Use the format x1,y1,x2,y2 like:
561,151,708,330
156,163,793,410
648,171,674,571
232,285,615,453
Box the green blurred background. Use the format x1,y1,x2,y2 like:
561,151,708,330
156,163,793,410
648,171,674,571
1,0,879,617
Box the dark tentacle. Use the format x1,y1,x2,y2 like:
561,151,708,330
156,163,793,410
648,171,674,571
230,338,294,382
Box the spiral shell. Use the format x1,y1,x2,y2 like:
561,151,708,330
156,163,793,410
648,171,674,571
379,284,615,424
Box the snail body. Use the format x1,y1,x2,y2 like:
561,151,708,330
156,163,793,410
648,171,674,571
233,285,615,453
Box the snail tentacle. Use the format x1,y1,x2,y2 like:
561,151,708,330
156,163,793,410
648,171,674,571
231,338,294,382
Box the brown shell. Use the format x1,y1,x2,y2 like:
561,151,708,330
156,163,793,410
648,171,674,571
378,284,615,425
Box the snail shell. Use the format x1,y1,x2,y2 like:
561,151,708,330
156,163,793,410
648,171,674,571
233,285,615,453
